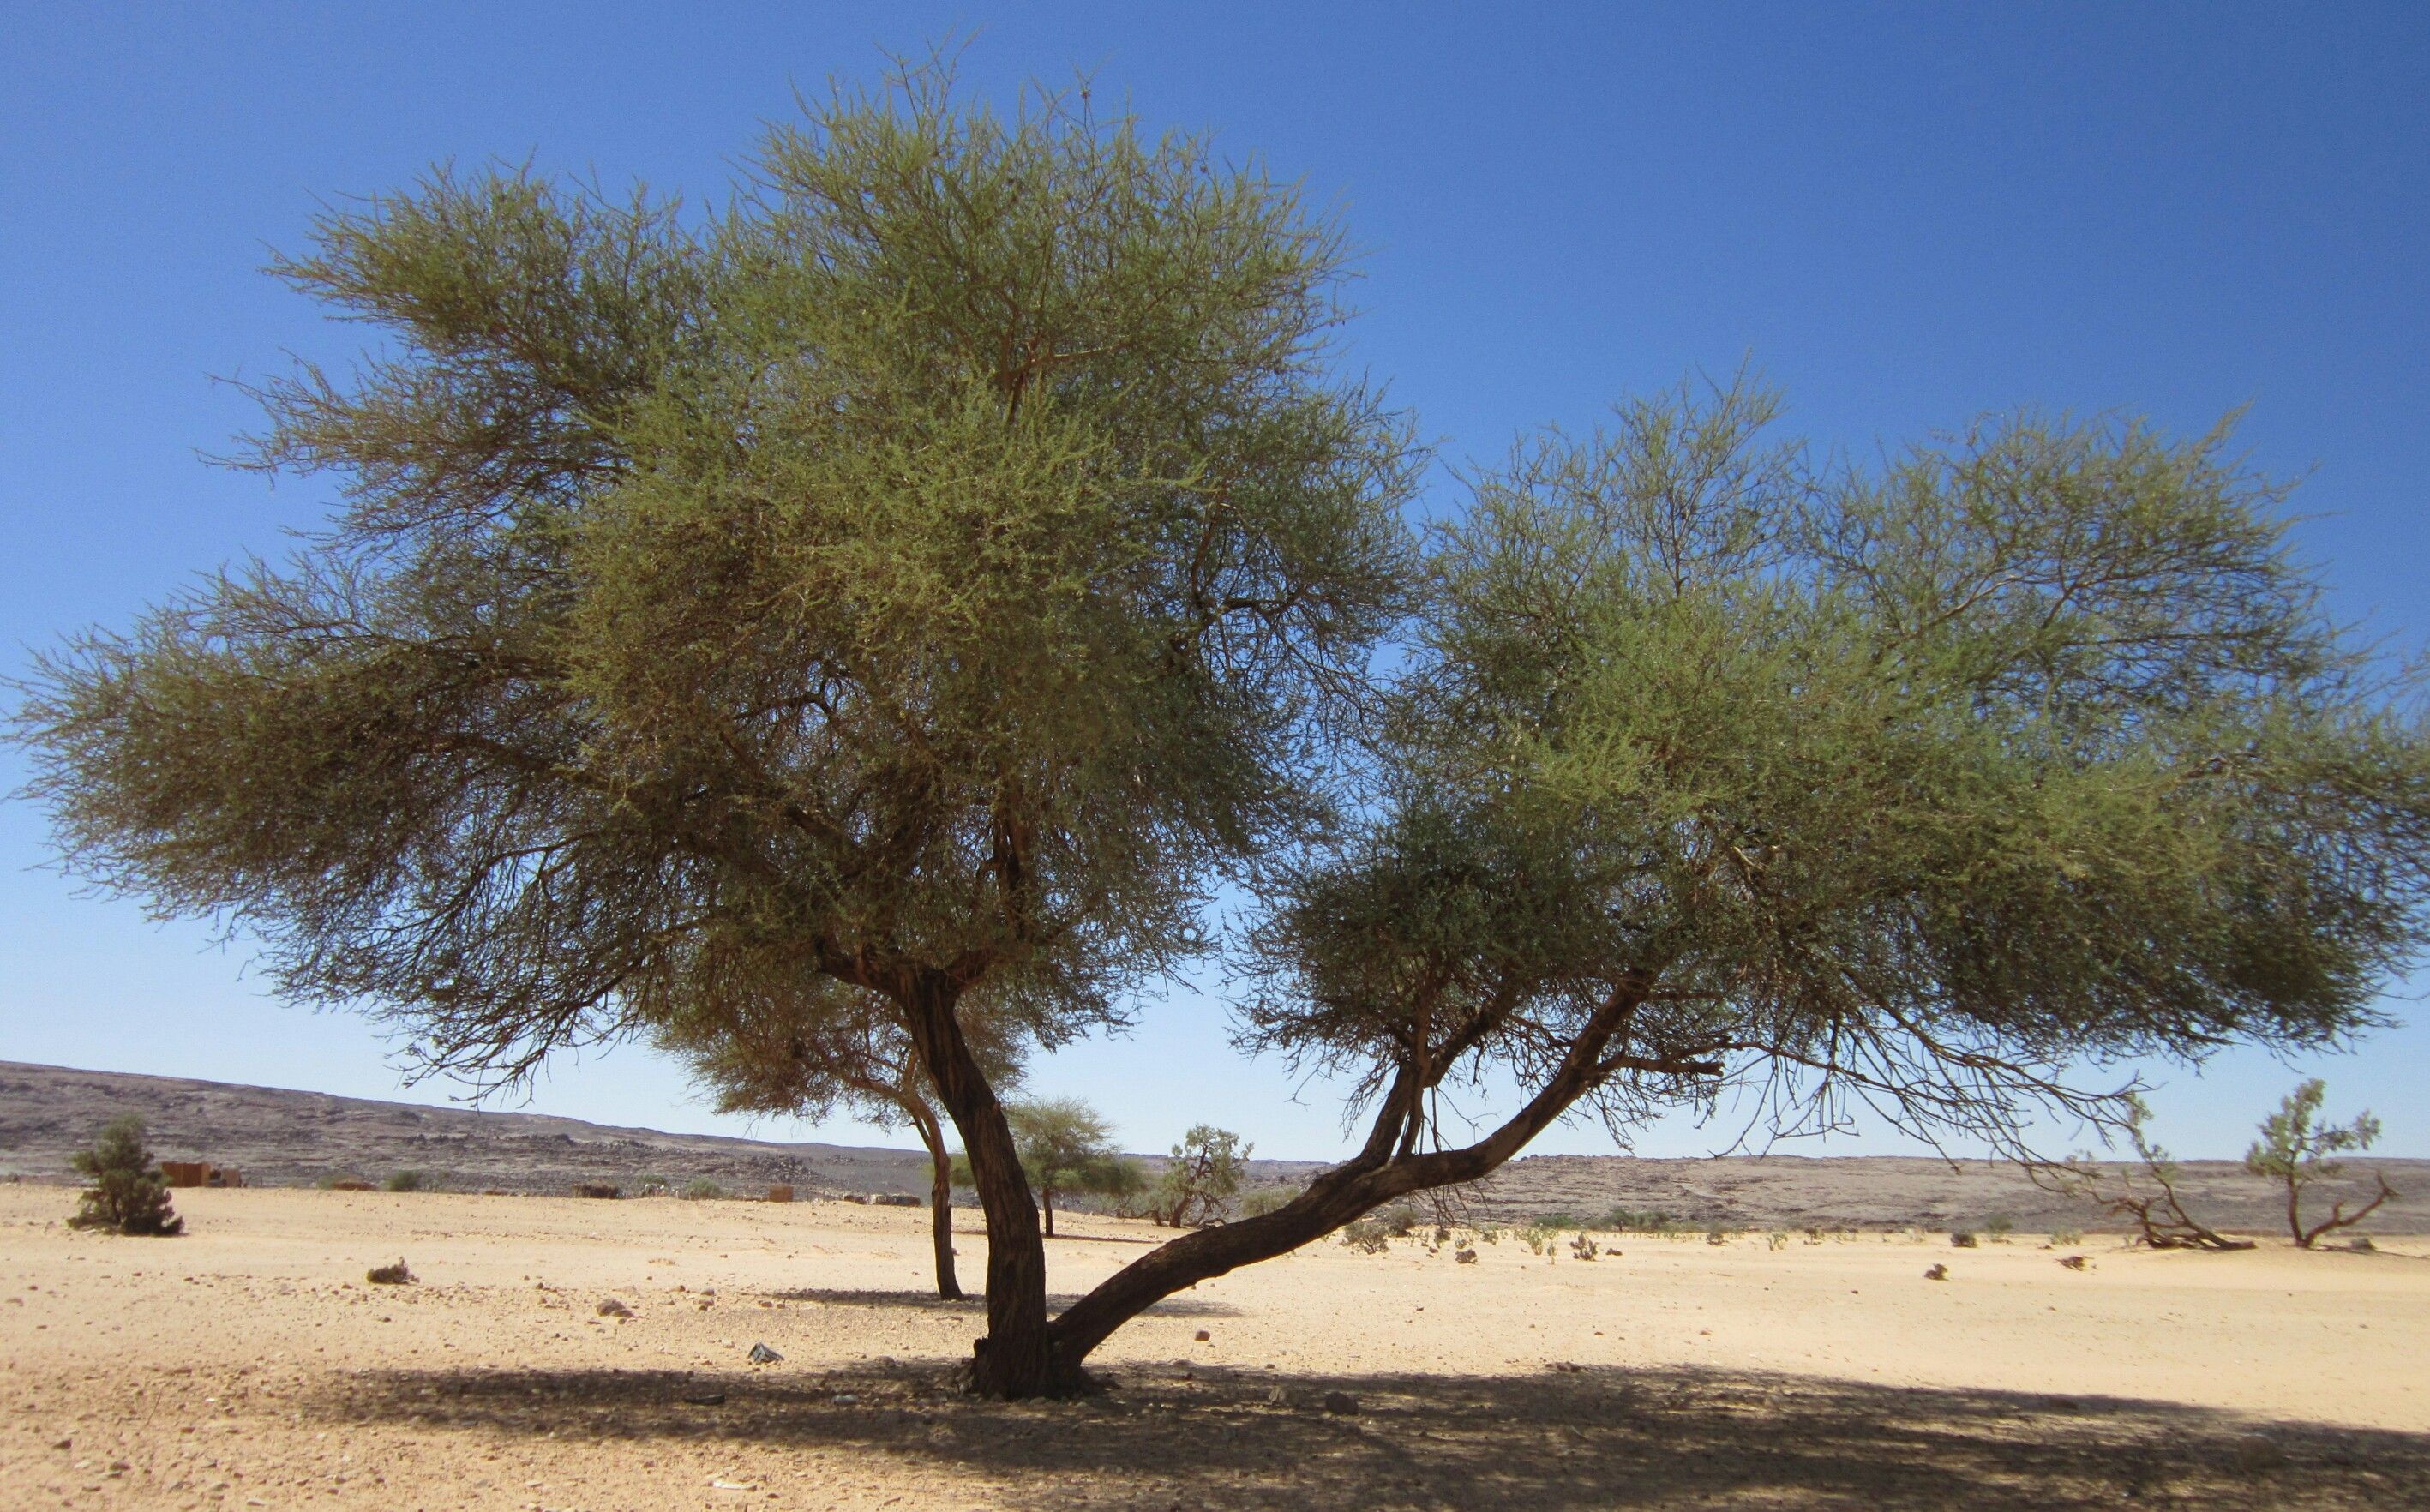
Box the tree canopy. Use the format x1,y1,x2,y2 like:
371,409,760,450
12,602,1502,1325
14,64,2430,1398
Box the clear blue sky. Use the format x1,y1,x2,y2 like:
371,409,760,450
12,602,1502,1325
4,4,2426,1161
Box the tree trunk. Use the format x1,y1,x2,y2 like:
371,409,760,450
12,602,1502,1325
1047,979,1671,1372
893,969,1069,1396
1042,1189,1056,1239
909,1104,963,1300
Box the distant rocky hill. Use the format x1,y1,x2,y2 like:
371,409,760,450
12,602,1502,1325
2,1061,2420,1233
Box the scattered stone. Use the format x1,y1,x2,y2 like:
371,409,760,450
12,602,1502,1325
1455,1248,1479,1264
2231,1436,2286,1472
747,1341,783,1365
832,1392,859,1405
871,1192,921,1207
1321,1390,1359,1415
597,1298,633,1318
1193,1329,1211,1342
365,1260,415,1286
1923,1263,1949,1281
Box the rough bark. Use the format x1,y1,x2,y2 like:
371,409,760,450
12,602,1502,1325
891,968,1064,1396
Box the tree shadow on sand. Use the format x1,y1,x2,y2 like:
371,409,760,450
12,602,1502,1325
775,1287,1242,1318
306,1358,2428,1510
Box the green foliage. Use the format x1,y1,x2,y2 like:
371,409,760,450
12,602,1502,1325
1003,1098,1136,1233
1984,1215,2015,1241
68,1116,183,1237
382,1169,431,1192
1518,1220,1560,1256
8,67,1415,1101
13,57,2430,1388
681,1178,728,1201
1339,1216,1395,1254
2246,1079,2397,1247
1950,1231,1979,1248
1144,1124,1251,1227
633,1173,672,1197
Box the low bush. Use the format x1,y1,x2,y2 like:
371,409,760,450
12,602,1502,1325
1950,1230,1980,1248
69,1116,182,1237
681,1178,728,1201
382,1170,431,1193
1339,1216,1395,1254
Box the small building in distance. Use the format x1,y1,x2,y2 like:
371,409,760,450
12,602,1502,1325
159,1161,242,1188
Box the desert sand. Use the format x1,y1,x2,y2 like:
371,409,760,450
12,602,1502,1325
2,1186,2424,1510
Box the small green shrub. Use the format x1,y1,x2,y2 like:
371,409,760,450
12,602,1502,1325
1517,1220,1559,1256
1340,1216,1395,1254
382,1170,431,1193
1984,1215,2015,1242
633,1173,673,1197
681,1178,728,1201
1476,1222,1503,1245
1705,1227,1729,1246
69,1116,183,1237
2051,1227,2084,1245
1766,1231,1789,1251
1568,1232,1600,1261
1950,1230,1979,1248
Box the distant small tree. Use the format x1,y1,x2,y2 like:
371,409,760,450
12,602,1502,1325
69,1116,183,1236
2047,1095,2253,1251
659,981,1026,1299
1144,1125,1251,1228
1003,1099,1137,1238
2246,1079,2396,1248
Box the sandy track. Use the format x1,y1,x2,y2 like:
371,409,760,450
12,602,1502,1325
2,1188,2424,1509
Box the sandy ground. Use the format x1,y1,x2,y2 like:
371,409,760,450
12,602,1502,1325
2,1188,2425,1510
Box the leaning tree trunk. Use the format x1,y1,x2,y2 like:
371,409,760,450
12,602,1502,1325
1047,980,1669,1374
1041,1188,1056,1239
893,969,1067,1396
908,1103,963,1300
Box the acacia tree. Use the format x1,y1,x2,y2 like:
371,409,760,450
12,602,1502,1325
655,981,1027,1298
1040,378,2430,1370
10,71,1411,1397
15,65,2430,1399
1144,1124,1251,1227
2246,1079,2397,1247
997,1098,1137,1237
